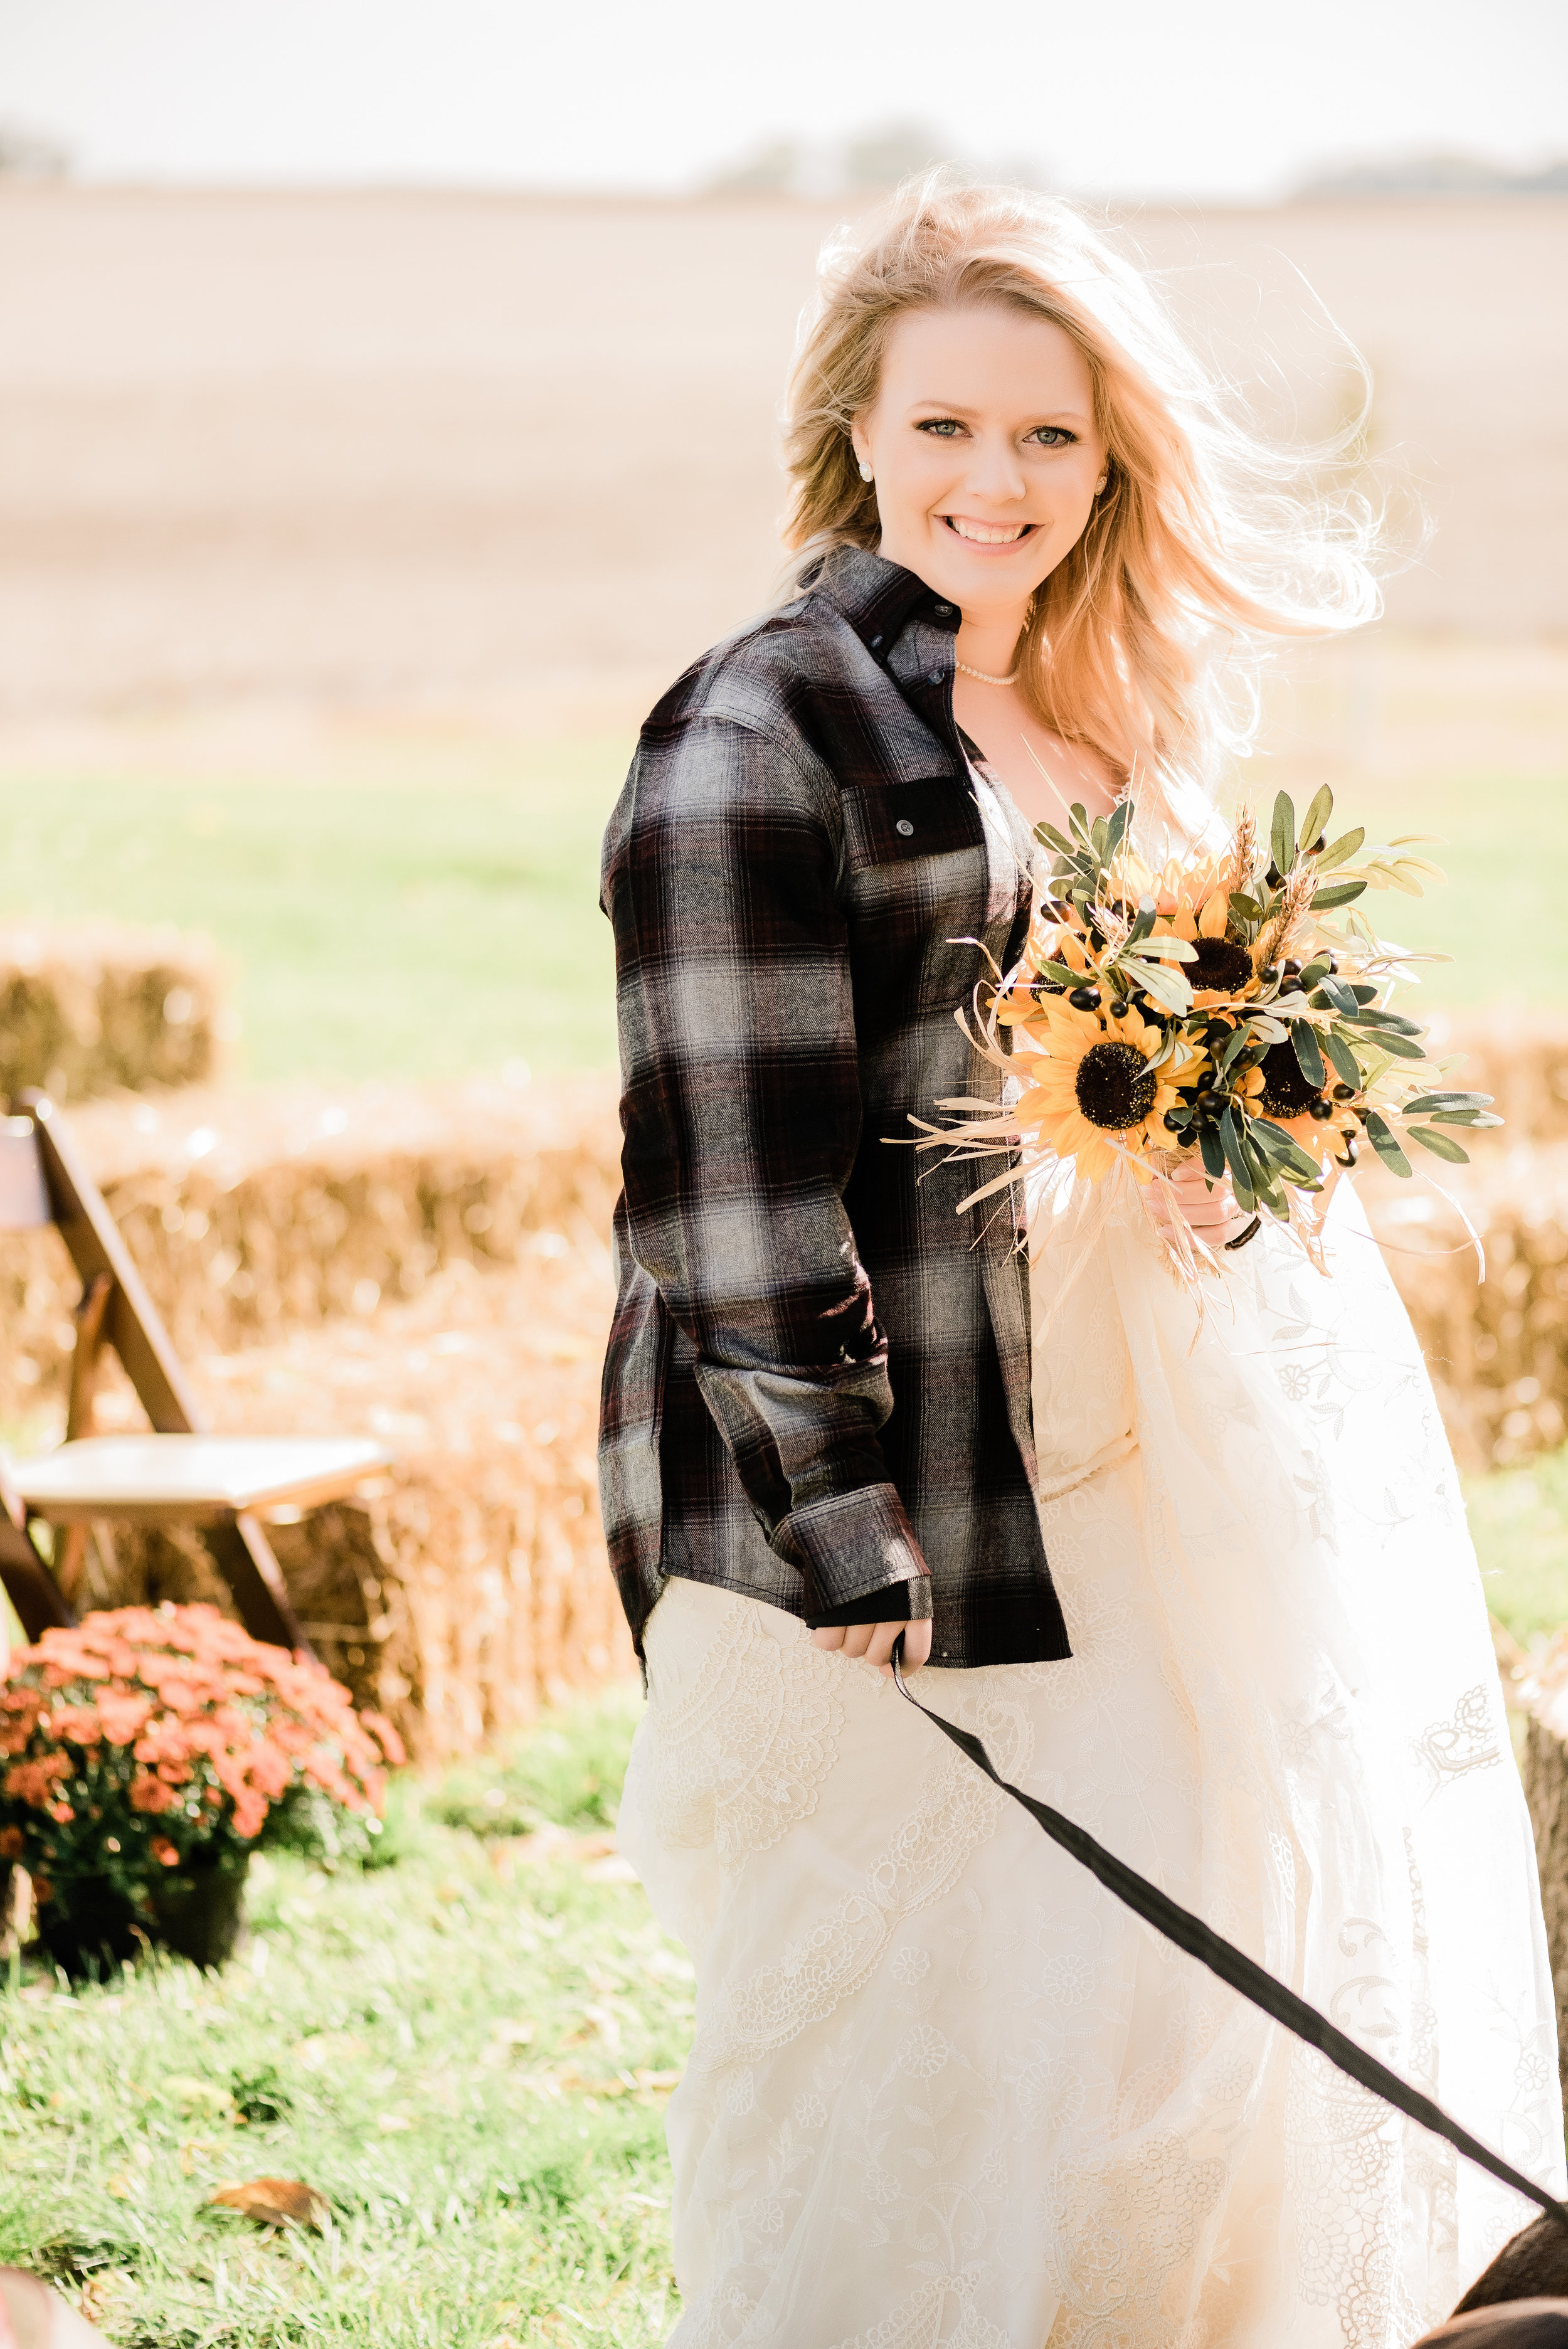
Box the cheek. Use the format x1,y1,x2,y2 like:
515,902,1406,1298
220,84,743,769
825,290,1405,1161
1044,468,1100,528
882,445,957,509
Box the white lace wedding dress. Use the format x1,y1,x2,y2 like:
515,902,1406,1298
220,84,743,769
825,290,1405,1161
618,741,1563,2345
617,1164,1565,2345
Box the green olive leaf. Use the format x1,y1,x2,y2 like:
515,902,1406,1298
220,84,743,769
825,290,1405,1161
1269,791,1296,876
1300,785,1333,853
1315,825,1366,874
1406,1125,1471,1164
1291,1023,1325,1089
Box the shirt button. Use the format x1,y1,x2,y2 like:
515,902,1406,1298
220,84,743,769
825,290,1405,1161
933,602,951,616
896,819,914,837
927,671,943,686
871,634,882,649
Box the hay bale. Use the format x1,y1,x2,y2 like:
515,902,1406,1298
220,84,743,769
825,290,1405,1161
0,1073,622,1431
0,920,226,1103
1434,1010,1568,1147
67,1249,632,1763
1365,1144,1568,1470
1510,1636,1568,2103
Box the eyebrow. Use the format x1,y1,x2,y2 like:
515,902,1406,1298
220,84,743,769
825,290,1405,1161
903,398,1093,424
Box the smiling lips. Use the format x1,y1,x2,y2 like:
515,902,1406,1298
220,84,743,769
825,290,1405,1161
942,515,1036,545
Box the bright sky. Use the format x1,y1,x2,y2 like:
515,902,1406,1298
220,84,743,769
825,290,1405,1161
1,0,1565,201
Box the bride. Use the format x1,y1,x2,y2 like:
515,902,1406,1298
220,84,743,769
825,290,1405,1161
599,178,1562,2343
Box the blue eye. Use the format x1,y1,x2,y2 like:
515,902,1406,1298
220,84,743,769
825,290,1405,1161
1025,427,1078,447
917,419,963,437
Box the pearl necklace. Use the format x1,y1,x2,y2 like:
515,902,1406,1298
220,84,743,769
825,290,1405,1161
955,658,1019,686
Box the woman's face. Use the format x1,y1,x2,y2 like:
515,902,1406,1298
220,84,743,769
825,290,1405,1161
850,301,1106,617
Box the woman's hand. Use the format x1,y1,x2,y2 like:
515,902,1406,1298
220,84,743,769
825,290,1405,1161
811,1616,934,1676
1146,1155,1256,1246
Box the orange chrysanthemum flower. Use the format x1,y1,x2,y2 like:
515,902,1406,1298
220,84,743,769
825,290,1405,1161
0,1602,396,1899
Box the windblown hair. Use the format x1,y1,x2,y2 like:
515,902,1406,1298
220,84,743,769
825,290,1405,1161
781,175,1384,829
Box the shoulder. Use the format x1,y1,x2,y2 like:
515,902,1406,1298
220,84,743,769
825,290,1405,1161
620,578,883,836
601,599,847,891
641,583,862,751
604,546,945,864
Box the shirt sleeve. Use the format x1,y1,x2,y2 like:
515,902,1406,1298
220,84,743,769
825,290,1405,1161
806,1583,914,1630
603,710,931,1623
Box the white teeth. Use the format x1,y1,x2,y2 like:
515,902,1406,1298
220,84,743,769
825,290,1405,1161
947,517,1029,545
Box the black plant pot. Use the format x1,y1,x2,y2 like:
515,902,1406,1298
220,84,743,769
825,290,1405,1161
39,1857,249,1978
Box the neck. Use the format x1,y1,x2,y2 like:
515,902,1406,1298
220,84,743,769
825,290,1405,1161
955,602,1030,681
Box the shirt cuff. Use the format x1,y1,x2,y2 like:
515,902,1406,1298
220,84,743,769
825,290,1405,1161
805,1582,916,1630
771,1483,932,1621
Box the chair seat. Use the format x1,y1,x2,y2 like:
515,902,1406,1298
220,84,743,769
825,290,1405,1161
9,1434,388,1525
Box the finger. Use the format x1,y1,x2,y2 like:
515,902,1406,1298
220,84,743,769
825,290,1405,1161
810,1625,847,1652
1186,1202,1243,1231
1163,1168,1244,1232
862,1621,899,1671
872,1619,936,1677
900,1619,934,1674
839,1623,874,1660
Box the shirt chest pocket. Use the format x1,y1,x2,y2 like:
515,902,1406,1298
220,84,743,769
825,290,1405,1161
840,777,985,874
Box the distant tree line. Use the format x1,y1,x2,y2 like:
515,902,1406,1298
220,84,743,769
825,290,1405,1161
1291,151,1568,198
704,124,1568,204
704,120,1049,201
0,122,70,179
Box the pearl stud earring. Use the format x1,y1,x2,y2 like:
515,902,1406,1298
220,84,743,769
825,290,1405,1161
858,460,874,483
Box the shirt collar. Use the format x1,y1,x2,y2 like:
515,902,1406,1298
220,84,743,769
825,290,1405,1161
806,543,961,659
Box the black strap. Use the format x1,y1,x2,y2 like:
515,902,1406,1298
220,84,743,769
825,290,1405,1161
891,1645,1568,2228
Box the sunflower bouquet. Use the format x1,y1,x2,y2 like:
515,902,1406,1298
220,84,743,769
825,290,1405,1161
938,785,1498,1267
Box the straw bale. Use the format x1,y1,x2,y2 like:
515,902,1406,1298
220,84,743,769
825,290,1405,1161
1365,1143,1568,1471
0,920,226,1104
0,1072,622,1429
66,1248,632,1764
1498,1632,1568,2099
1433,1010,1568,1147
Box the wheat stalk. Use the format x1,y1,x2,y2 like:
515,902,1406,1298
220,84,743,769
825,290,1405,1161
1229,803,1258,900
1255,862,1317,972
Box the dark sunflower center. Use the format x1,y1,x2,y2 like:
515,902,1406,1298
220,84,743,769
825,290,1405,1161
1258,1040,1322,1117
1074,1041,1159,1131
1189,937,1255,995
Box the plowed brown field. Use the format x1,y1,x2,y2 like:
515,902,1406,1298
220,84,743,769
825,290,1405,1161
0,188,1562,770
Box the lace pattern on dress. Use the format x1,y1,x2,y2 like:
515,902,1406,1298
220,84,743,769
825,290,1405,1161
640,1593,847,1874
619,1176,1562,2346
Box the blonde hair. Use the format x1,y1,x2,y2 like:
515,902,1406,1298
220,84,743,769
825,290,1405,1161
781,174,1383,821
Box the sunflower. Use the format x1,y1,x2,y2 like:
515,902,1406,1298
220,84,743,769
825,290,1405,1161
1257,1039,1323,1121
1245,1042,1360,1163
1011,999,1193,1184
1109,842,1261,1007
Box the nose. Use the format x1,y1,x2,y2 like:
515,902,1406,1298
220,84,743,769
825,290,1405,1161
963,431,1028,507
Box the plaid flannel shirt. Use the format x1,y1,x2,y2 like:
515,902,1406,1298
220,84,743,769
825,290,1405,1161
598,544,1069,1670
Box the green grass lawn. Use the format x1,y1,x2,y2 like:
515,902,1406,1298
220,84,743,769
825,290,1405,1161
0,748,630,1088
0,1689,686,2349
1469,1445,1568,1650
3,1514,1566,2348
1248,765,1568,1015
3,751,1563,1093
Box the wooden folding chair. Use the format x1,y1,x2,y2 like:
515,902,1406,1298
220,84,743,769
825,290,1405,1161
0,1456,73,1641
0,1093,385,1653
